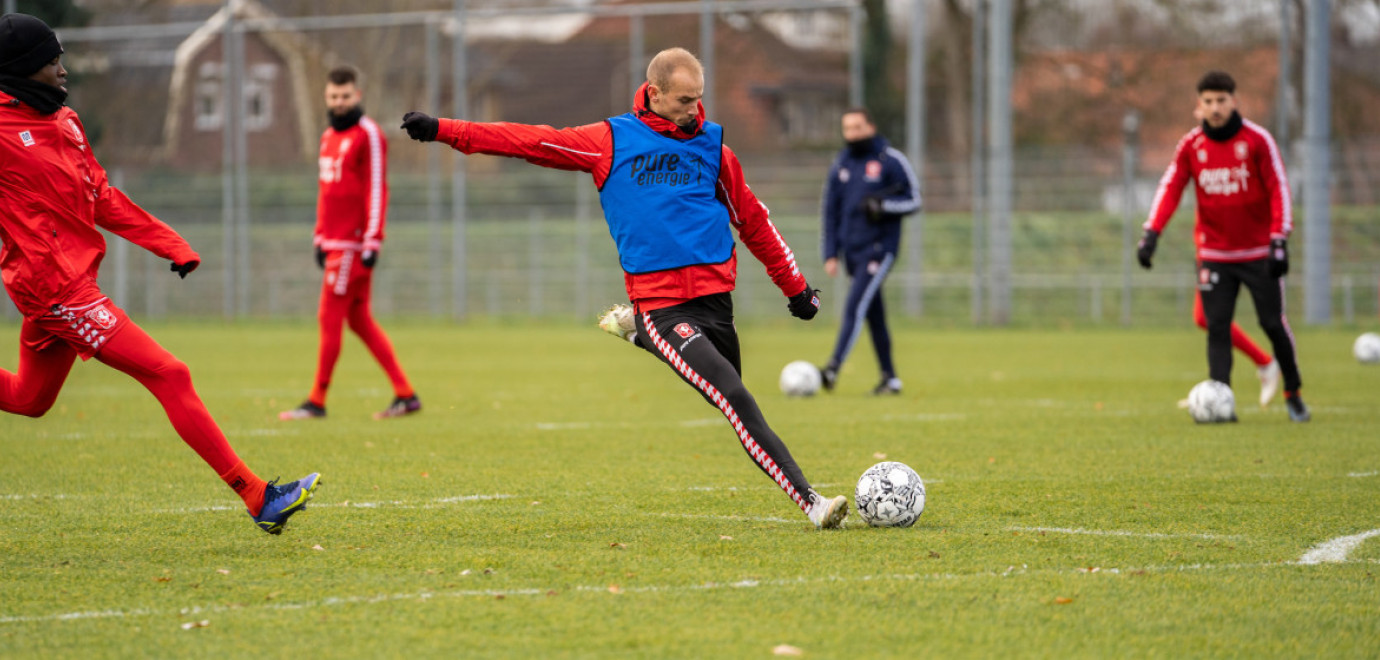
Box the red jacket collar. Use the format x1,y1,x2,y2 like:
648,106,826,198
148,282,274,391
632,81,706,140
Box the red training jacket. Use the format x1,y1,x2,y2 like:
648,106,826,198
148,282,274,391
1144,116,1292,262
436,83,806,311
316,115,388,253
0,91,199,319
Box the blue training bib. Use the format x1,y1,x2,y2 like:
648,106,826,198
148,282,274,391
598,113,733,274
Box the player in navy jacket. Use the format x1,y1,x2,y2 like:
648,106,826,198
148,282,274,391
818,108,920,394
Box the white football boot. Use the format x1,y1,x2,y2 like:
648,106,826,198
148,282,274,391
1257,358,1281,408
806,489,848,529
597,303,637,344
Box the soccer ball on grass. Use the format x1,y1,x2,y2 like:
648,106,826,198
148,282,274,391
1353,332,1380,364
1186,379,1235,423
779,361,822,397
855,461,926,527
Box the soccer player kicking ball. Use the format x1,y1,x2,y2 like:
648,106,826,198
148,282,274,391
402,47,849,529
0,14,318,534
280,66,420,421
1138,70,1309,422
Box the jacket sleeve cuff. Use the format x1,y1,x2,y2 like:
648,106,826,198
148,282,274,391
437,118,464,144
363,240,382,252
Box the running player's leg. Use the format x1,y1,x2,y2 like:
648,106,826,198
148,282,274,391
0,320,77,417
825,258,878,377
1198,261,1241,385
1241,262,1302,393
93,320,270,514
1195,290,1271,367
636,298,813,513
308,251,354,407
346,276,414,400
863,255,898,382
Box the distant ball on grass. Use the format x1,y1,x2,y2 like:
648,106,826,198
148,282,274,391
1186,379,1235,423
779,361,821,397
1354,332,1380,364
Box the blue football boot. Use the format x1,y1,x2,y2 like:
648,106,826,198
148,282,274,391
250,473,321,535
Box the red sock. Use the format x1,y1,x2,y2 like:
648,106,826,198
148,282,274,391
95,323,267,510
219,460,269,515
1285,389,1300,400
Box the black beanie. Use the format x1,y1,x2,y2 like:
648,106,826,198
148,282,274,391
0,13,63,77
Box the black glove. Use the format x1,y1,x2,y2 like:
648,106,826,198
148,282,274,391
361,250,378,269
1267,238,1289,278
1136,229,1159,270
170,260,199,279
787,283,821,320
401,111,440,142
862,196,885,223
315,246,326,269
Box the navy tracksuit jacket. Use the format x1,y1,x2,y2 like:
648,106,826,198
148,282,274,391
820,135,921,378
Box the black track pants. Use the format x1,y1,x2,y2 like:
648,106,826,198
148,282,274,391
1198,259,1302,391
634,293,813,512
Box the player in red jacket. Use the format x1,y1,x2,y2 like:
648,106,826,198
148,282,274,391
279,66,419,421
400,48,849,529
0,13,318,533
1138,70,1308,422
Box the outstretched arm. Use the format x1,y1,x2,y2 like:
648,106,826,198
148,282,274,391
403,111,612,182
718,145,808,298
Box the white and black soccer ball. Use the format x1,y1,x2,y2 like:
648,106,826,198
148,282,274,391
1353,332,1380,364
779,361,822,397
855,461,926,527
1186,379,1235,423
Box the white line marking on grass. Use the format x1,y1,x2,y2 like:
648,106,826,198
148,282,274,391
151,494,513,514
644,512,798,524
1008,526,1243,541
0,560,1315,627
880,413,967,422
0,494,74,500
536,422,593,431
1348,471,1378,478
1298,529,1380,565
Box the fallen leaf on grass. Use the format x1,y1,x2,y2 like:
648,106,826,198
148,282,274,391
460,569,472,576
608,584,622,594
1053,597,1075,605
153,577,172,583
773,644,804,656
494,594,505,600
483,568,495,575
180,620,210,630
311,544,325,551
719,535,734,541
872,452,887,459
610,542,626,549
927,551,941,559
215,569,230,575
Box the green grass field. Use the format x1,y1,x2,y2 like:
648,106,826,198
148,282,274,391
1,320,1378,658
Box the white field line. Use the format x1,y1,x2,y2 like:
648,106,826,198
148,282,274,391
0,494,75,501
1348,471,1378,478
1009,526,1245,541
150,494,513,514
535,417,727,432
879,413,967,422
643,512,799,524
1298,529,1380,565
0,560,1320,627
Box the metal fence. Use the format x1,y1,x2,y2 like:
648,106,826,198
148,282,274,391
3,0,1377,326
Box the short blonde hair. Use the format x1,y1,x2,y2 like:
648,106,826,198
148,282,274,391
646,47,703,92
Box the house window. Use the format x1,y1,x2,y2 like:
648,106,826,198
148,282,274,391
244,63,277,132
193,61,223,131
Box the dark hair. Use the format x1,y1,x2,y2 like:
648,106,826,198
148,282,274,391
841,106,875,125
327,65,358,86
1197,70,1235,94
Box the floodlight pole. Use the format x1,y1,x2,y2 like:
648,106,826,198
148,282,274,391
451,0,469,320
1121,110,1140,326
904,0,925,317
1302,0,1331,324
700,0,715,119
971,0,985,325
426,18,443,317
986,0,1013,325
